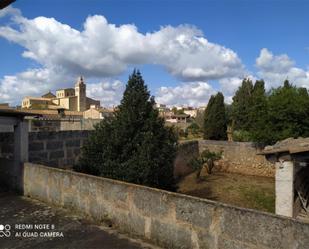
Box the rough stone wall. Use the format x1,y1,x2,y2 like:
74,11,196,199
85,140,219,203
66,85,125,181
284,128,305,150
0,131,90,168
24,163,309,249
199,140,275,177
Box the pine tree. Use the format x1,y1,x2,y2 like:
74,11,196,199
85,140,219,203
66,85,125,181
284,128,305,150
203,92,227,140
75,70,178,190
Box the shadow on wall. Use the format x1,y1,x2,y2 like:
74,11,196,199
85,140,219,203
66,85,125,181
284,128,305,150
174,141,199,179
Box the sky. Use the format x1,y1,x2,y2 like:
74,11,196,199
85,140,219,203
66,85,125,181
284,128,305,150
0,0,309,107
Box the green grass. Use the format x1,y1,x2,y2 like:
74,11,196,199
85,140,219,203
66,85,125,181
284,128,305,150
239,186,275,213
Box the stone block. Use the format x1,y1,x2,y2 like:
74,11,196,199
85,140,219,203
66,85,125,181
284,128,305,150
29,142,44,151
220,207,294,249
65,139,81,147
102,181,128,205
66,148,73,158
50,150,65,159
30,180,47,201
88,196,108,221
175,197,215,229
63,191,78,209
132,188,170,218
47,140,63,150
30,131,56,140
196,230,216,249
49,185,62,205
29,151,48,160
217,236,261,249
111,209,146,237
73,148,81,156
150,218,192,249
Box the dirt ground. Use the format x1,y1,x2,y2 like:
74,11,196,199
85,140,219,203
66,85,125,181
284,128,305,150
177,171,275,213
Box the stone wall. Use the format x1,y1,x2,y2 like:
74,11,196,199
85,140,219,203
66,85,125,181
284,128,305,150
199,140,275,177
29,119,101,131
24,163,309,249
0,131,274,176
0,131,90,168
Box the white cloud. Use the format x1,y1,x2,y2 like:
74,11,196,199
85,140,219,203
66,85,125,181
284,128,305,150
0,8,247,106
0,67,70,104
86,80,125,107
156,81,216,107
0,66,123,107
0,6,21,18
256,48,309,89
0,10,245,80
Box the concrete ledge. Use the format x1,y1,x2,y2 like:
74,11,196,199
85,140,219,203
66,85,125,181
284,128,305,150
24,163,309,249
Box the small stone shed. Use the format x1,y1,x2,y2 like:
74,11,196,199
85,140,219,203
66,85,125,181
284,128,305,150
260,138,309,220
0,108,40,192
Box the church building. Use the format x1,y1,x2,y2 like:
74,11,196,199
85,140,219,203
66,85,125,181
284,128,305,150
22,77,100,112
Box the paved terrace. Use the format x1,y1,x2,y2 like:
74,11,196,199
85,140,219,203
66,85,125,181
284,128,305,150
0,190,157,249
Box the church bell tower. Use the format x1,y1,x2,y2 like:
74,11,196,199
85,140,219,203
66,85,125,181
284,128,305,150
75,76,87,112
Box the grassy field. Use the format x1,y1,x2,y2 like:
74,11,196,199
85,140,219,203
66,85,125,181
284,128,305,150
177,172,275,213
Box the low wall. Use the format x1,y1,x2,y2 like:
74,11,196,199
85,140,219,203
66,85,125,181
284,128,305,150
0,131,90,168
199,140,275,177
24,163,309,249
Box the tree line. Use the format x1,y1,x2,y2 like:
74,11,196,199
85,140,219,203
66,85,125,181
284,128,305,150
76,70,309,190
203,78,309,145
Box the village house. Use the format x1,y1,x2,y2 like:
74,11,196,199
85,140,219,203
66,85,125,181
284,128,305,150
83,105,115,119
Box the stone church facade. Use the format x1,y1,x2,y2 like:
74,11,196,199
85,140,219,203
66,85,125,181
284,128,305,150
22,77,100,112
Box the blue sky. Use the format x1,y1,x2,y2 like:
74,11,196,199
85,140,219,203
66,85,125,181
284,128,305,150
0,0,309,107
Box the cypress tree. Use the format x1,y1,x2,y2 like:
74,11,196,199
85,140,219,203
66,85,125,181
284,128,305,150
75,70,178,191
248,80,270,144
231,78,254,130
203,92,227,140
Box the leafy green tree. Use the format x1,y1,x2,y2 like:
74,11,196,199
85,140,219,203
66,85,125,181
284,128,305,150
204,92,227,140
187,122,201,136
75,70,178,190
231,78,254,130
266,80,309,143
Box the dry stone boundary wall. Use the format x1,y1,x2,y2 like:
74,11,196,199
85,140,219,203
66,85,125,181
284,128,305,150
198,140,275,177
24,163,308,249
